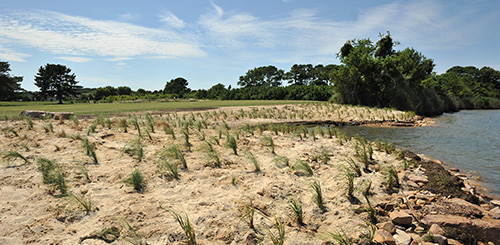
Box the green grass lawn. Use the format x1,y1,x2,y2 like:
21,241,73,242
0,100,308,119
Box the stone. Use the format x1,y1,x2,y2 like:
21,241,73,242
393,229,412,245
374,229,396,245
19,110,47,118
490,207,500,215
377,221,396,234
491,200,500,207
432,234,448,245
53,112,74,120
429,224,445,236
409,233,424,243
447,239,464,245
407,174,428,183
390,211,413,226
423,214,500,243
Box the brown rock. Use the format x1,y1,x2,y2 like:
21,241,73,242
447,238,464,245
409,233,424,243
423,214,500,244
432,234,448,245
19,110,47,118
53,112,74,120
390,211,413,226
491,200,500,207
490,207,500,215
429,224,445,236
374,229,396,245
393,229,412,245
377,221,396,234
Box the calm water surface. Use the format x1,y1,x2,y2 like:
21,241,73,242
339,110,500,196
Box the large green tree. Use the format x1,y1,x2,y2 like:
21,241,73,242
164,77,190,98
238,65,284,87
0,60,23,101
34,64,80,104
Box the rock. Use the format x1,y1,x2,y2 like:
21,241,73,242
390,211,413,226
432,234,448,245
409,233,424,243
490,207,500,215
447,238,464,245
429,224,445,236
491,200,500,207
374,229,396,245
423,214,500,243
377,221,396,234
403,150,421,161
53,112,74,120
393,229,412,245
407,174,428,183
20,110,48,118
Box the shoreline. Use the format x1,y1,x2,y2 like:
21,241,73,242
1,103,499,244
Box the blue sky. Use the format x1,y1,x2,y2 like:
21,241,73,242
0,0,499,92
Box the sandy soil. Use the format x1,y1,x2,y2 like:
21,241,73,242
0,103,423,244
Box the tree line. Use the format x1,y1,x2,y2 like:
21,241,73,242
1,32,499,115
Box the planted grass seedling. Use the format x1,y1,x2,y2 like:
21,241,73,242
289,198,304,225
202,142,221,168
339,166,355,198
260,136,275,154
327,228,352,245
170,210,196,245
293,160,313,176
245,150,260,172
225,134,238,155
126,169,146,192
82,137,98,164
123,137,143,162
68,192,93,215
2,150,29,166
37,158,68,196
273,156,290,168
310,180,325,212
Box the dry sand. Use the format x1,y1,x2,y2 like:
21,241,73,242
0,103,423,244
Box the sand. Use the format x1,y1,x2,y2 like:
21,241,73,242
0,103,425,244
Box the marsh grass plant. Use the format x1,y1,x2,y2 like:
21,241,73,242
310,180,325,212
239,196,256,230
289,198,304,225
293,160,313,176
384,164,399,189
260,136,276,154
339,166,355,197
273,156,290,168
126,169,146,192
327,228,352,245
225,134,238,155
182,129,192,152
2,150,29,166
266,215,286,245
202,142,221,168
170,210,196,245
82,137,99,164
37,157,68,196
244,150,260,172
68,192,93,215
123,137,144,162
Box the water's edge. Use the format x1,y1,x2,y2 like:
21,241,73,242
338,110,500,197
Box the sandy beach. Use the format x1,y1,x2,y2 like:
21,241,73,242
1,103,499,244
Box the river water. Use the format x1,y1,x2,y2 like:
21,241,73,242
339,110,500,197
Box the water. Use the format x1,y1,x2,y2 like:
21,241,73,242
339,110,500,197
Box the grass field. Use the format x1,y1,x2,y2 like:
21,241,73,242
0,100,308,119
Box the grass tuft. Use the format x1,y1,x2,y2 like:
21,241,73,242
69,192,93,215
310,180,324,211
2,150,29,166
225,134,238,155
82,137,99,164
289,198,304,225
170,210,196,245
126,169,146,192
261,136,276,154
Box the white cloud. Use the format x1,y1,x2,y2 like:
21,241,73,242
118,13,140,22
0,48,31,62
159,10,185,28
57,56,93,63
0,10,205,59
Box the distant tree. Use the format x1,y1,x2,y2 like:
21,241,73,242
238,65,284,87
311,64,338,85
0,60,23,101
286,64,314,85
207,83,228,99
164,77,191,98
117,86,132,95
34,64,80,104
94,86,118,100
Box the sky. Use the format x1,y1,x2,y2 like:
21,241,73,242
0,0,499,92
